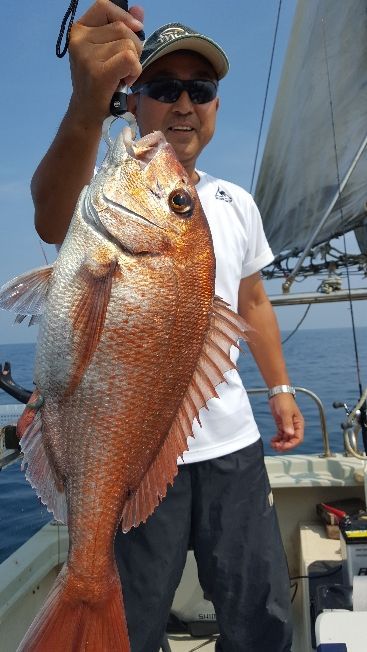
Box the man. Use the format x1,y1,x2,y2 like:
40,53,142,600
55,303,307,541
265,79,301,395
32,2,304,650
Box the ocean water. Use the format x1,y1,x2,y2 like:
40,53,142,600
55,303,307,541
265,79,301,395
0,328,366,563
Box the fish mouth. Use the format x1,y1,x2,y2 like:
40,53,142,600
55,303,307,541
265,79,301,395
122,128,168,167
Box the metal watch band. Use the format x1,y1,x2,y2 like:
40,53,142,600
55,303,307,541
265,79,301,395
267,385,296,400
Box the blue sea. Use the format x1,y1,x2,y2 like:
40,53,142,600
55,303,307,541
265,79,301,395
0,328,366,563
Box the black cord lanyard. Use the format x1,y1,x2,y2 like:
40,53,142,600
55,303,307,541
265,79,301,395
55,0,144,116
55,1,140,58
56,0,79,58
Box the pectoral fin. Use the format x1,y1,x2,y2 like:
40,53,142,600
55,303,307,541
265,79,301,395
121,296,248,532
66,250,118,396
0,265,54,322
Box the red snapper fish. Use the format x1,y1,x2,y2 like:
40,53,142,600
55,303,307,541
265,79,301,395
0,127,246,651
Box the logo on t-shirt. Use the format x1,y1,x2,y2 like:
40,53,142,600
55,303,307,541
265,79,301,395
215,186,232,203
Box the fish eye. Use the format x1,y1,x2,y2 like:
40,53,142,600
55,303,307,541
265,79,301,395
168,189,194,217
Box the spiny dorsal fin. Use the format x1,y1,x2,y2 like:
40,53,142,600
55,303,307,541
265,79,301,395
121,296,248,532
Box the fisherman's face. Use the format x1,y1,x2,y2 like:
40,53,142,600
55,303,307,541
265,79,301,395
128,51,219,180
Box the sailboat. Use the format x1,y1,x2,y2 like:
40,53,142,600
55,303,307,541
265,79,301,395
1,0,367,650
255,0,367,308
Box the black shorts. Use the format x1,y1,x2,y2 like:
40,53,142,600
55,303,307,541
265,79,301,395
114,439,292,652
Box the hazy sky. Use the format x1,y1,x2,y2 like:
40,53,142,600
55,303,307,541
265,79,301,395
0,0,365,345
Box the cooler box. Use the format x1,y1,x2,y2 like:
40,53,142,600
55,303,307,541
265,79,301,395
316,611,366,651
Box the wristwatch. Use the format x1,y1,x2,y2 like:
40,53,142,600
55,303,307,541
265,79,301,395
268,385,296,400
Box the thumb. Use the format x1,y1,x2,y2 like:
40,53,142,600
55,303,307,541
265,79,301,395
282,417,295,436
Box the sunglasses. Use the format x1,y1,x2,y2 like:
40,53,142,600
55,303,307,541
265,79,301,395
132,79,218,104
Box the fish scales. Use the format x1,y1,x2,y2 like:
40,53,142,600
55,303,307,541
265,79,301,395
0,127,247,651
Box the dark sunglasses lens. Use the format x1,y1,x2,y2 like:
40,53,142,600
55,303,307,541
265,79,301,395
189,81,217,103
146,80,181,103
141,80,217,104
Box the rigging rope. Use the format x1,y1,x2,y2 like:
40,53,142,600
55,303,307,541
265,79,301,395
249,0,282,194
321,17,364,393
322,16,367,451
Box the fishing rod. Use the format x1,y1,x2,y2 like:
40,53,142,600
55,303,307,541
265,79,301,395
109,0,145,116
56,0,145,117
0,362,32,404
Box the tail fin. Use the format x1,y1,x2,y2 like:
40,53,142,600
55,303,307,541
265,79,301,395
17,565,130,652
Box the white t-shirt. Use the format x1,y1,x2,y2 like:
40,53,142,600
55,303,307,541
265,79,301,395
178,170,274,464
57,169,273,464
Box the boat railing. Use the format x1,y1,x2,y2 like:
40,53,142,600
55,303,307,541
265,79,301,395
248,386,367,461
1,386,366,468
247,386,333,457
338,387,367,461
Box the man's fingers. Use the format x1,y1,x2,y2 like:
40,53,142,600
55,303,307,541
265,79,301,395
275,440,299,451
270,409,305,452
282,420,295,436
270,435,301,451
79,0,144,30
129,5,144,23
78,39,137,67
69,22,143,90
106,49,142,84
62,1,145,125
292,414,305,444
72,22,142,50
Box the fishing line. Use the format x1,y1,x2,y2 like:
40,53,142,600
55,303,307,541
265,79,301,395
38,240,49,266
281,304,312,345
249,0,282,194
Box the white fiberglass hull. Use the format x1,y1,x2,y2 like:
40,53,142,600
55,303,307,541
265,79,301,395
0,452,366,652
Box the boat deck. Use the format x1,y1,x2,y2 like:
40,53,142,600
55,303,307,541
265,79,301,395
166,634,216,651
0,453,366,652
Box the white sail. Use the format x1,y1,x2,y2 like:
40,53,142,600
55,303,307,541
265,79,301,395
255,0,367,258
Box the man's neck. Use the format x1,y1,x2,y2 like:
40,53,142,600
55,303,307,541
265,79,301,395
185,167,200,185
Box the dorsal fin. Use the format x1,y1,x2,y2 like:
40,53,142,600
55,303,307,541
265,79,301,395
121,296,248,532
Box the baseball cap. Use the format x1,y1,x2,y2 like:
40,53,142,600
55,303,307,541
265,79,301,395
140,23,229,80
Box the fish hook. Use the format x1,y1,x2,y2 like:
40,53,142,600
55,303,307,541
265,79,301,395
102,112,138,148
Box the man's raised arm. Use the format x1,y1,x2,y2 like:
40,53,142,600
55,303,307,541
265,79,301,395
32,0,144,244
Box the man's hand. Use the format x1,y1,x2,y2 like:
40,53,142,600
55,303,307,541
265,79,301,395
269,393,304,452
68,0,144,125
